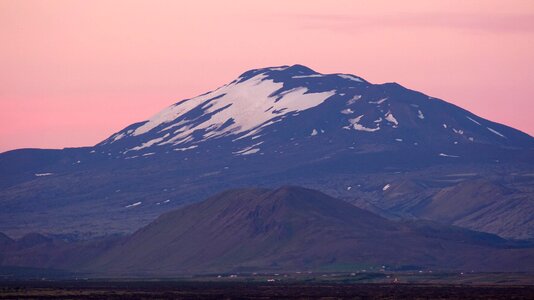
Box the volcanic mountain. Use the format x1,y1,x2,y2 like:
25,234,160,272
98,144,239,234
69,187,534,275
1,65,533,239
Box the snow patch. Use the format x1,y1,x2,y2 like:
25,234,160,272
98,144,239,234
369,98,388,105
417,110,425,119
234,141,264,156
452,128,464,135
439,153,460,158
142,152,155,157
35,173,53,177
111,132,125,143
268,66,288,71
346,115,381,132
239,148,260,155
382,184,391,191
129,133,170,151
466,116,481,125
125,202,142,208
487,127,506,138
341,108,354,115
385,112,399,126
292,74,323,78
311,129,318,136
346,95,362,105
338,74,363,82
174,145,198,151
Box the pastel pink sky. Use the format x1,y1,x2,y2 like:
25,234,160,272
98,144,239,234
1,0,534,152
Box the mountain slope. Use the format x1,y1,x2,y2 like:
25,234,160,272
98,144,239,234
0,64,533,239
88,187,534,275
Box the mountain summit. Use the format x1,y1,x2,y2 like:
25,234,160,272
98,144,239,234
1,65,533,239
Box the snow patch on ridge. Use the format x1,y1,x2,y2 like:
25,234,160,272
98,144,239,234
338,74,363,82
487,127,506,138
292,74,323,79
466,116,481,125
111,133,126,143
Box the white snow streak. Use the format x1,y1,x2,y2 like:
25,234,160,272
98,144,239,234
292,74,323,78
174,145,198,151
35,173,53,177
129,133,170,151
337,74,363,82
234,141,264,156
466,116,481,125
487,127,506,138
369,98,388,105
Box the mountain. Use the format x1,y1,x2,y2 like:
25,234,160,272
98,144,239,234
2,187,533,276
1,64,533,239
88,187,534,275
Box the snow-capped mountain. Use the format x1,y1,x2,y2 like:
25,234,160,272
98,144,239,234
1,64,533,240
97,64,532,160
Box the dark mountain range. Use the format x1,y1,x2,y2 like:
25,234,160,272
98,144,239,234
1,187,533,276
0,65,533,239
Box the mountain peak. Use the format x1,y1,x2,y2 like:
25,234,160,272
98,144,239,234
283,64,317,74
236,64,319,82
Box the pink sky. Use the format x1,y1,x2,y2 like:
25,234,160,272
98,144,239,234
1,0,534,152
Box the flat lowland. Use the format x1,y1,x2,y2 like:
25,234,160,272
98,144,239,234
1,278,534,300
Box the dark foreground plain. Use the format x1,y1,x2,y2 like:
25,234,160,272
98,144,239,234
1,281,534,300
1,272,534,300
